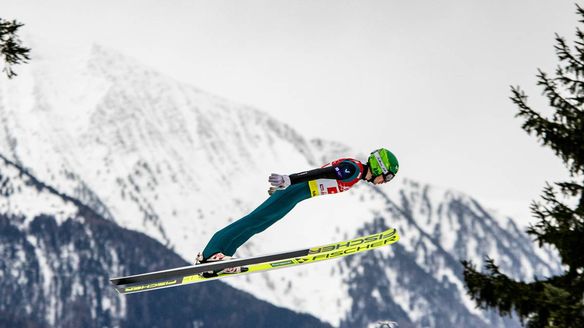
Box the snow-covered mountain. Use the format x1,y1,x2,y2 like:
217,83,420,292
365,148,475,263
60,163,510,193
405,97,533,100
0,40,561,327
0,153,330,328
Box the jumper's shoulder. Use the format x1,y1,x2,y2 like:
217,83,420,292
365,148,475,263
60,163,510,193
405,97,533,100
331,158,364,181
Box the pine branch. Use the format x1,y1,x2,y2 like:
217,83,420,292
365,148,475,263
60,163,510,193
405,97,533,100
462,259,542,320
537,70,581,117
528,183,584,274
555,181,584,198
462,259,584,327
510,86,583,175
555,67,584,99
0,18,30,79
555,34,584,78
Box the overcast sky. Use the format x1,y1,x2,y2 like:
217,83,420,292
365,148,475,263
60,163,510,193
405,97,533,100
4,0,578,225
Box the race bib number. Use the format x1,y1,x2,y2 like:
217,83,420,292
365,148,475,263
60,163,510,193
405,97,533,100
308,179,339,197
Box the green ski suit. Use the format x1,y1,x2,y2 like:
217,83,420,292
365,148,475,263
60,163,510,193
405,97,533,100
201,158,367,259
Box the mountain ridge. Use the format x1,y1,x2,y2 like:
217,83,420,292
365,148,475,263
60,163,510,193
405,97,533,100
0,150,332,328
0,40,561,327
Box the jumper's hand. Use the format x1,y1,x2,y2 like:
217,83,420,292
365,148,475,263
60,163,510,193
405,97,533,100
268,186,278,196
268,173,291,195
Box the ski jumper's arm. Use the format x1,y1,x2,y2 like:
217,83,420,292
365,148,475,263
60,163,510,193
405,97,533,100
289,159,365,197
289,160,362,183
288,166,337,183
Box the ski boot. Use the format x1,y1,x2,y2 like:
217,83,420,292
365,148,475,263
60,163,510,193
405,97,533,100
195,252,249,278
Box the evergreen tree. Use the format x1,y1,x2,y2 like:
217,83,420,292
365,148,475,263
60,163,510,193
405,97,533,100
0,18,30,79
461,5,584,327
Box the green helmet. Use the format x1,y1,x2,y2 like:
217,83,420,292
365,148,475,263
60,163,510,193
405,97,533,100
368,148,399,181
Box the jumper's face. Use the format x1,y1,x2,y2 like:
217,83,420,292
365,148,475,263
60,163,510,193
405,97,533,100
372,175,385,185
370,171,396,185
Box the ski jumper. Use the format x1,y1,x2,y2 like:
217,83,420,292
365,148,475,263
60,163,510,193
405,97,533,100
201,158,367,259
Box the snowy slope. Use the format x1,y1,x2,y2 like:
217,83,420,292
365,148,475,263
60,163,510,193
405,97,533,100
0,40,561,327
0,153,332,328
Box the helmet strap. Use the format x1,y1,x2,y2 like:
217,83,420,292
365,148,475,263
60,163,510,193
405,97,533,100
361,164,370,181
362,163,377,183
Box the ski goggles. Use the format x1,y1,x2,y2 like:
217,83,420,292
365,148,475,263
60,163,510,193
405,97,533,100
383,172,395,183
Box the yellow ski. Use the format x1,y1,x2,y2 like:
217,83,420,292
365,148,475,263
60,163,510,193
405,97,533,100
111,228,399,295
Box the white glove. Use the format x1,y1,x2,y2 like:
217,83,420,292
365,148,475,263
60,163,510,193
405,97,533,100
268,173,291,195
